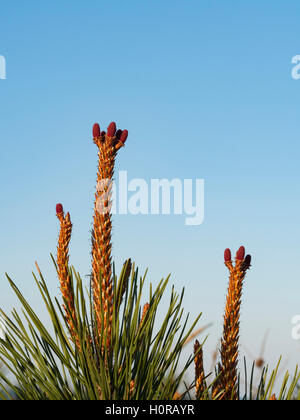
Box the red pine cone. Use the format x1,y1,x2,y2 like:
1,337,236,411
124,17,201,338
107,122,117,137
56,203,63,215
120,130,128,143
93,123,101,138
224,248,232,262
236,246,245,260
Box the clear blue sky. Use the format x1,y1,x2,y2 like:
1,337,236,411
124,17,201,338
1,0,300,380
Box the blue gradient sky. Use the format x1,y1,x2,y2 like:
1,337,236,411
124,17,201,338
1,0,300,377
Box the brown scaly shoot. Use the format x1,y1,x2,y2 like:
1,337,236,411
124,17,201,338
217,246,251,400
91,122,128,351
139,303,150,330
194,339,207,399
56,203,79,347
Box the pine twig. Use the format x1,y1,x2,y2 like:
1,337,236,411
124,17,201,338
56,203,79,347
91,122,128,351
194,339,207,399
216,246,251,400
